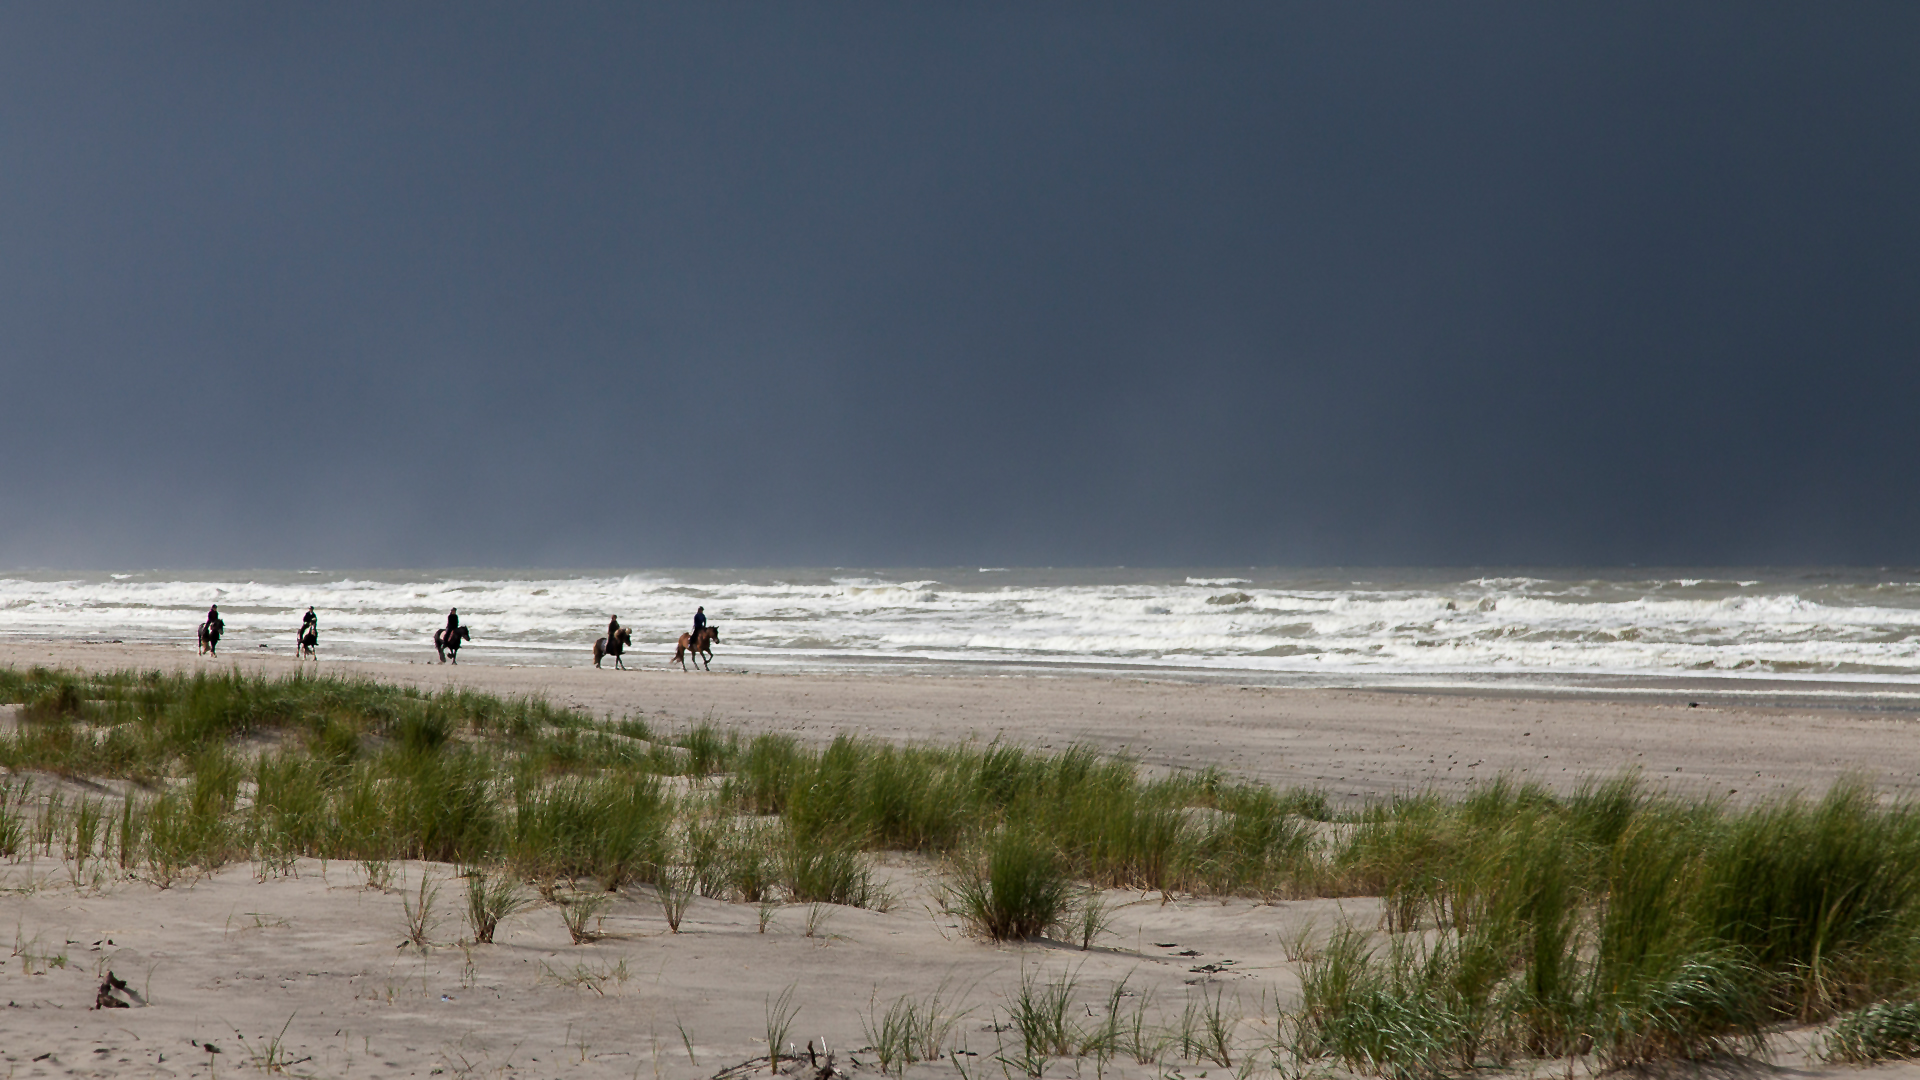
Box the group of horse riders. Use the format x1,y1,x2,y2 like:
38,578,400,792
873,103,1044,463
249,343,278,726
596,606,716,669
603,606,707,649
198,603,319,658
196,604,714,667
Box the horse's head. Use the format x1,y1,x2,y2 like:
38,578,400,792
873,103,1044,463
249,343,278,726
458,626,471,642
707,625,719,643
618,628,632,645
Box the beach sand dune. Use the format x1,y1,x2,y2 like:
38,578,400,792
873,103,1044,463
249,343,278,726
1,855,1358,1080
6,640,1920,1078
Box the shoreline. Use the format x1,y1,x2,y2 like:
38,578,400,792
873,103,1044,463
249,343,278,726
4,638,1916,806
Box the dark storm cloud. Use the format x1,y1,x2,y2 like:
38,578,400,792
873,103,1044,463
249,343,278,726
1,2,1916,567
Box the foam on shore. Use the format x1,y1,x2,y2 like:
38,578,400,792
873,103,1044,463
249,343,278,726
5,566,1920,682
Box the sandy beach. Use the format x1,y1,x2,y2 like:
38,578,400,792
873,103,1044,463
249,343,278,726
8,0,1914,1074
5,640,1920,1080
4,640,1918,805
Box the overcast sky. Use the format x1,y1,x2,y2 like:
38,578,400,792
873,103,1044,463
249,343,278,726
2,3,1916,569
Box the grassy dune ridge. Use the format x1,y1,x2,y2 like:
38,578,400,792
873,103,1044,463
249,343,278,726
4,665,1920,1076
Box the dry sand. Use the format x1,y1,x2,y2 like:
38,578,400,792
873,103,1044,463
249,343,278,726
4,639,1920,1080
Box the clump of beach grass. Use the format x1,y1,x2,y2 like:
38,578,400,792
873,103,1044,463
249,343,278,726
560,892,610,944
464,871,531,944
0,779,31,860
783,827,879,908
864,980,972,1075
1002,965,1082,1073
947,828,1074,942
61,795,108,888
765,984,800,1074
400,872,442,949
1823,1001,1920,1062
1070,889,1119,950
657,863,695,932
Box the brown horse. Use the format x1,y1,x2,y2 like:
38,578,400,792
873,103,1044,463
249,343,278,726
671,625,718,670
295,627,318,660
593,627,632,669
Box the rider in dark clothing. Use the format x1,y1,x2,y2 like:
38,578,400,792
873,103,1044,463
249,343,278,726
302,607,318,634
207,605,219,626
447,609,460,634
692,607,707,642
607,615,621,643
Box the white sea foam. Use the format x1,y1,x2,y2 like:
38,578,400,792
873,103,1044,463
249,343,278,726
6,568,1920,682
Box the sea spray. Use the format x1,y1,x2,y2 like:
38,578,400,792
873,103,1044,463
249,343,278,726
6,567,1920,683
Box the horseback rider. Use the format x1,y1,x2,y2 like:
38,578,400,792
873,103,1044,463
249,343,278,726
446,608,461,638
200,604,223,653
301,607,318,636
692,606,707,644
608,614,621,644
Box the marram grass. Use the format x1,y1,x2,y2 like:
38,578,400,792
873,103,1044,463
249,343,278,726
7,666,1920,1077
1824,1000,1920,1063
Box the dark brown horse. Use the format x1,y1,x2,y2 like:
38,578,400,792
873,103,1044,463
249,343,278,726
671,625,718,670
593,627,632,669
296,627,318,660
434,625,470,664
197,617,224,656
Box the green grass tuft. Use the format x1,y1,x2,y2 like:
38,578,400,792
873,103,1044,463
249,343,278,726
1824,1000,1920,1062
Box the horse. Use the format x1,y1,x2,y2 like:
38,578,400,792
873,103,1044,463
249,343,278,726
593,627,632,669
671,625,718,671
434,625,470,664
197,618,224,657
296,627,318,660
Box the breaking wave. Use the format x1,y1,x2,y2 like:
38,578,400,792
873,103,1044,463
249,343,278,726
7,567,1920,682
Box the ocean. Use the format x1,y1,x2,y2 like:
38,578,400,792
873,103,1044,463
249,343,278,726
7,567,1920,693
